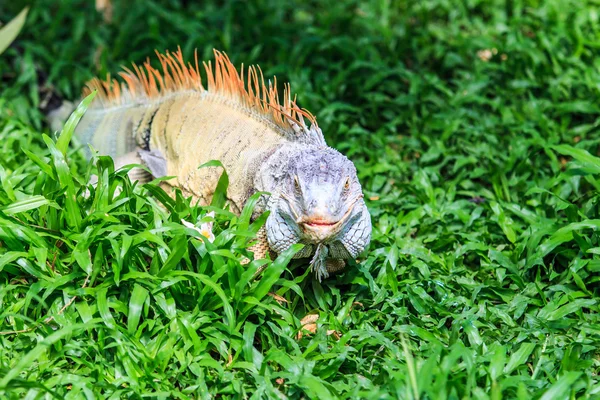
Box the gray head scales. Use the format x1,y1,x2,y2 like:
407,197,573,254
265,145,371,281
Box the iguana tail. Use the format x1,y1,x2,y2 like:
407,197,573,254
46,93,148,160
75,103,148,159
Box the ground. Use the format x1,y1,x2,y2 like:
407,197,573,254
0,0,599,398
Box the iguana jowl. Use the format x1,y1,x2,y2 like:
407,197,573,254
74,48,371,280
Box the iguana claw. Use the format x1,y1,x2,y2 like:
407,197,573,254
310,243,329,282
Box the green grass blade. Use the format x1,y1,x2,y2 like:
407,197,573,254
1,195,58,215
127,284,149,334
504,343,536,375
539,371,582,400
552,144,600,174
0,8,28,55
0,322,98,389
56,92,96,156
198,160,229,208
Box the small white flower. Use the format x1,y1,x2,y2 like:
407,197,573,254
181,211,215,242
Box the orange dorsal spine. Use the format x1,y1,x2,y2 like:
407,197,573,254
83,48,317,132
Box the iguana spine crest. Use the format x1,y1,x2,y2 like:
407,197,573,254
84,48,317,131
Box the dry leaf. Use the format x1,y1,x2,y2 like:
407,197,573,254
296,313,320,339
268,292,289,304
296,323,317,340
327,330,341,340
300,313,319,325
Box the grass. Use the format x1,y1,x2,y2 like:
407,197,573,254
1,0,600,398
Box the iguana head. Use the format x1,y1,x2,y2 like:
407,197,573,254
265,146,371,278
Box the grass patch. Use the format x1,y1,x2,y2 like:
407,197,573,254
1,0,600,398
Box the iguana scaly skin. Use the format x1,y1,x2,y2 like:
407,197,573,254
74,48,371,281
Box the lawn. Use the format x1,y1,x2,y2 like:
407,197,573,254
1,0,600,398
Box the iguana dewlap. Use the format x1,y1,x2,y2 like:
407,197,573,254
74,48,371,280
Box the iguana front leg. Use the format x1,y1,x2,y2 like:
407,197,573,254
123,151,153,184
248,225,275,260
309,246,347,281
243,225,276,267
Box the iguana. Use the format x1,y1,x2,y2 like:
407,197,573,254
68,48,371,281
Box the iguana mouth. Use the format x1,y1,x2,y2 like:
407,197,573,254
300,215,343,231
297,194,364,235
304,220,337,227
278,193,363,241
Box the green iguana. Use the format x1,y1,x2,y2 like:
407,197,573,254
68,48,371,281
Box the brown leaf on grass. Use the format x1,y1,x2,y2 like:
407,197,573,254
560,157,568,169
352,301,364,308
296,314,341,340
296,323,317,340
300,313,319,325
327,330,341,340
296,313,319,340
268,292,289,304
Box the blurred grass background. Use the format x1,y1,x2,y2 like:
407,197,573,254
1,0,600,398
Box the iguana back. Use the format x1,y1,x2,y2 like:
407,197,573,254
76,49,320,211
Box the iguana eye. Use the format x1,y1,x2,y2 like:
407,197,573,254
343,177,351,191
